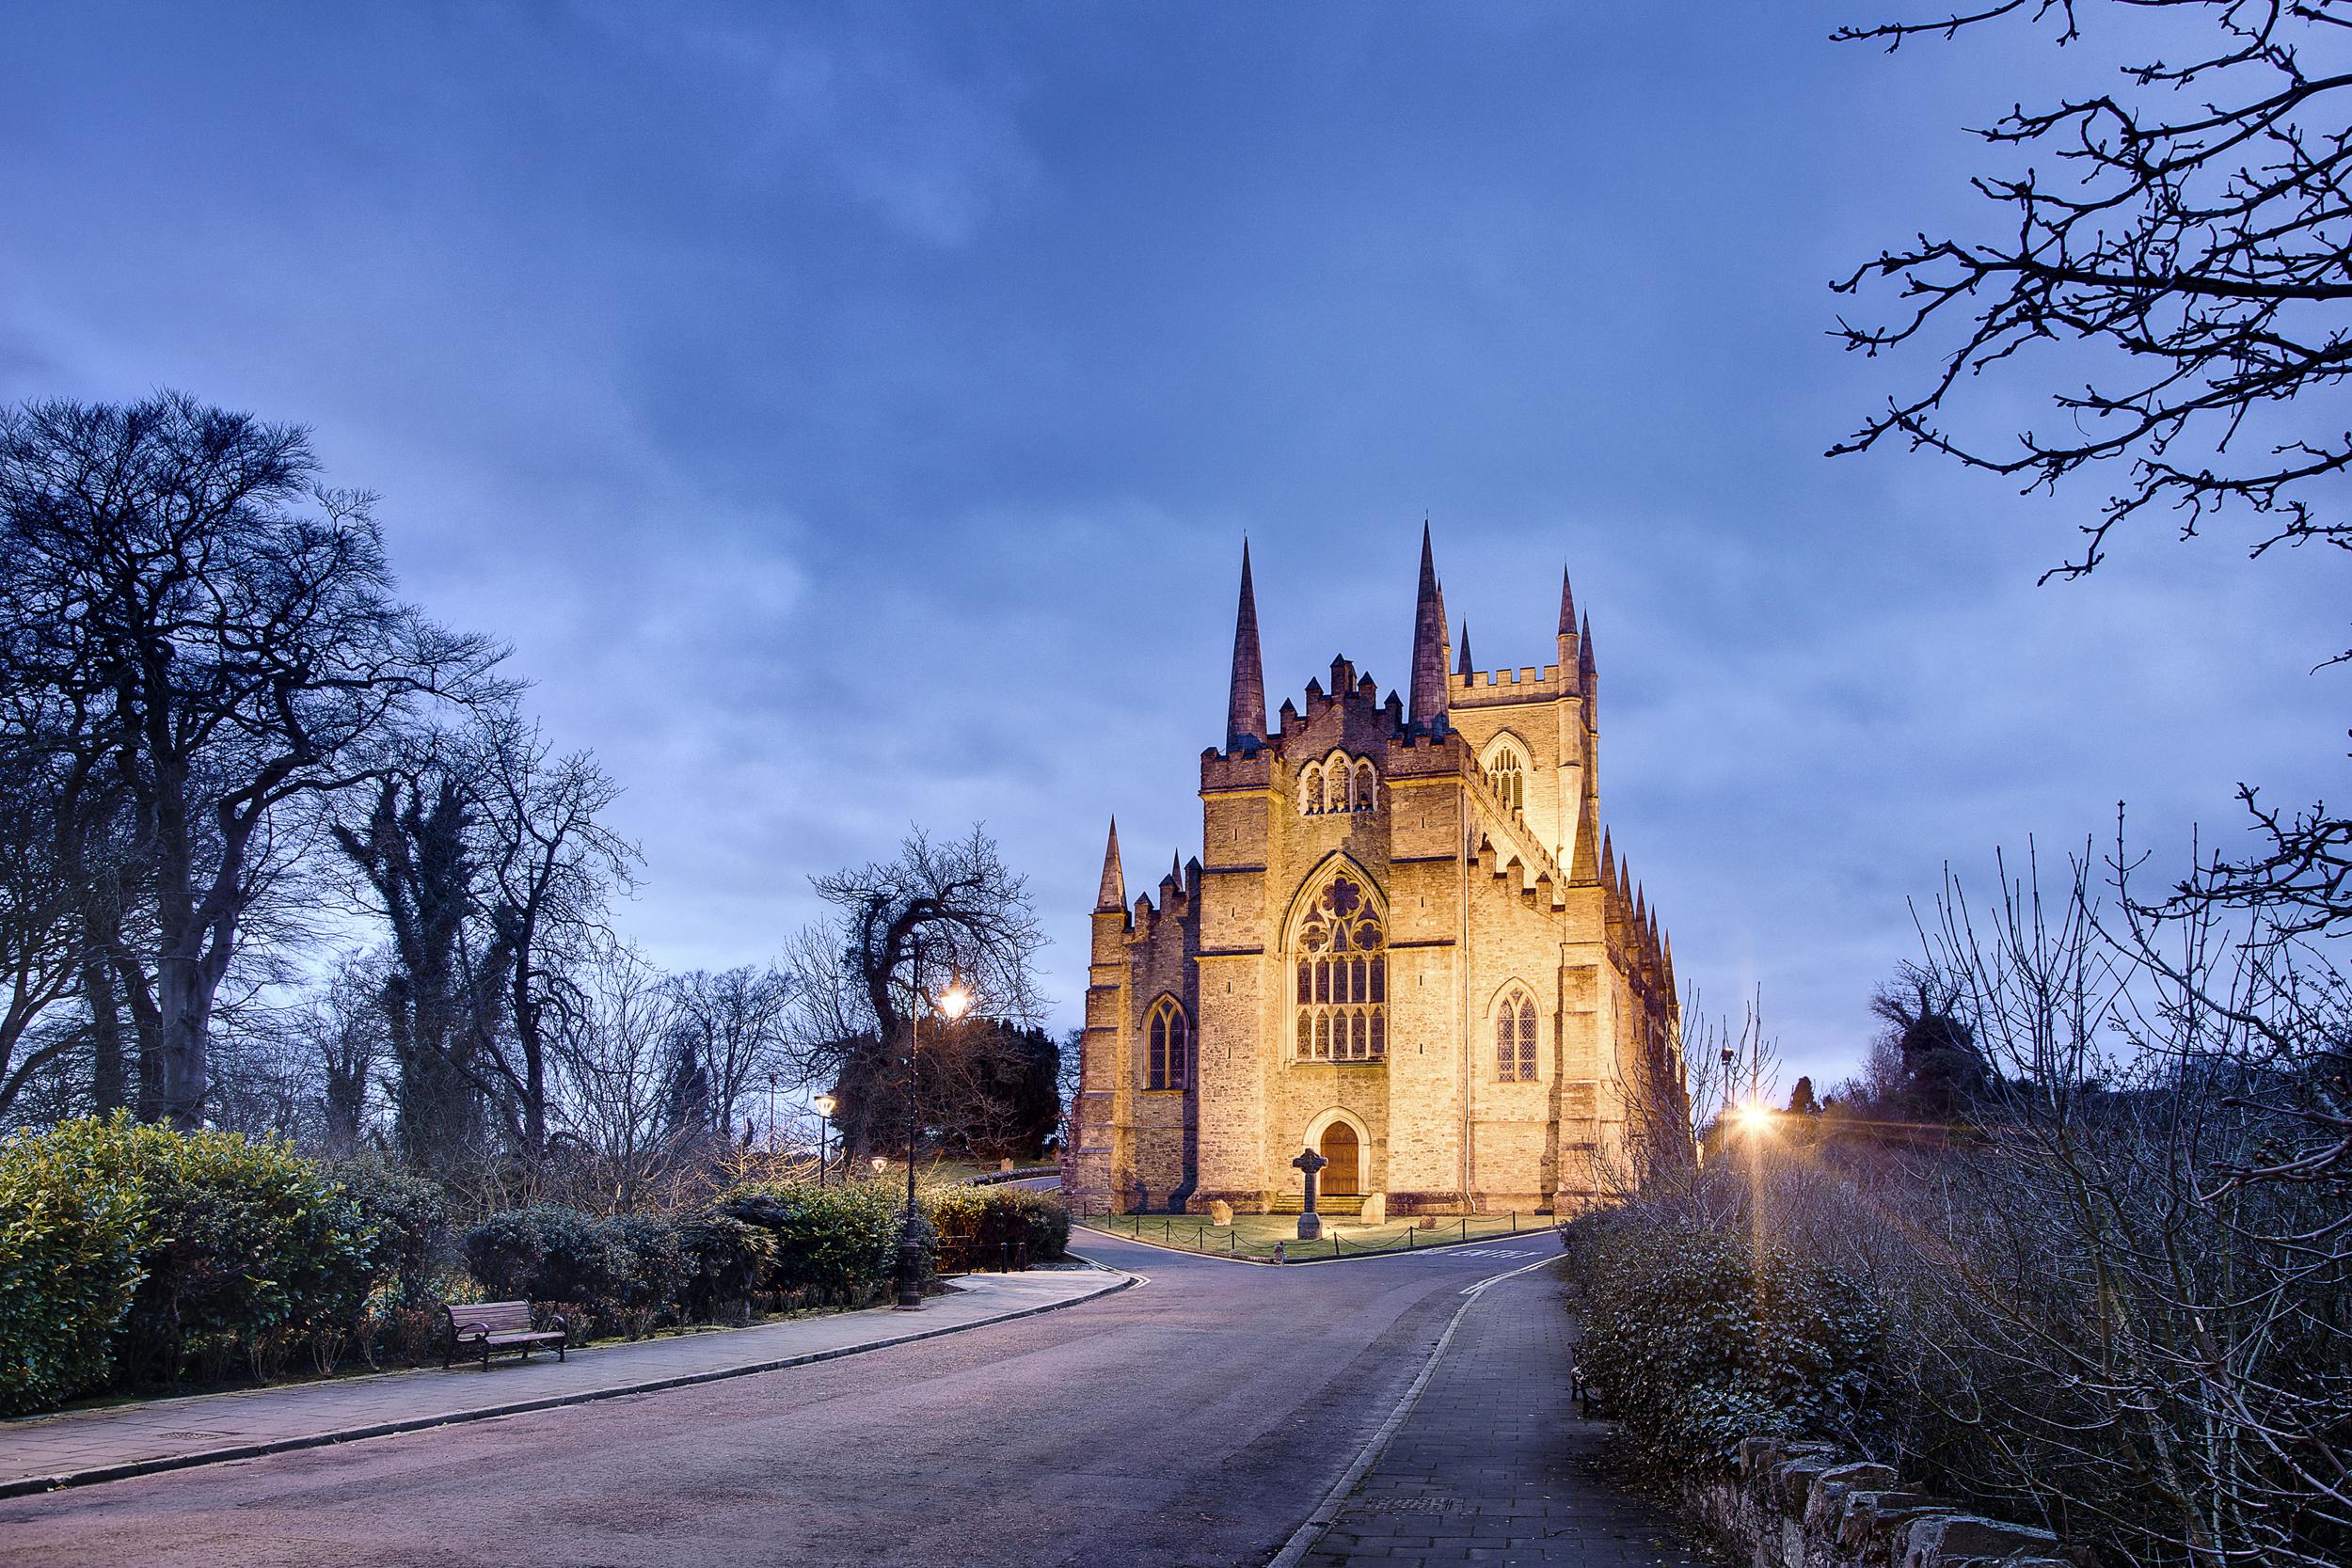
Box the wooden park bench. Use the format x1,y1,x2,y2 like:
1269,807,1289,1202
442,1300,569,1370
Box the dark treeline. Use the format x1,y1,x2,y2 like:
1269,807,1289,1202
0,393,1059,1213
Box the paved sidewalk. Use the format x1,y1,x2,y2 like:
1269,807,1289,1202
1299,1265,1712,1567
0,1265,1124,1497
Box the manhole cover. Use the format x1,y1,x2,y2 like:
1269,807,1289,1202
1359,1497,1470,1516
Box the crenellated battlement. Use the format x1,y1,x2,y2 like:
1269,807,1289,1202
1452,662,1571,705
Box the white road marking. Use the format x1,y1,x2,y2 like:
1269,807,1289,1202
1459,1253,1559,1295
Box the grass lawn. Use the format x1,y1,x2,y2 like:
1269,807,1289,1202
1076,1208,1550,1260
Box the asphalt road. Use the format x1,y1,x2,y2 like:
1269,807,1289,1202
0,1232,1562,1568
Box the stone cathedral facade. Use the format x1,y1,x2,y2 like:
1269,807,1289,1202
1067,531,1690,1217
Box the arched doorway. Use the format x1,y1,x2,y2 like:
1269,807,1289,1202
1319,1122,1360,1196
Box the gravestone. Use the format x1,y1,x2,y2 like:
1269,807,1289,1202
1208,1198,1233,1227
1360,1191,1387,1226
1292,1146,1327,1241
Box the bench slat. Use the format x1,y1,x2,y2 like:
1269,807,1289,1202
442,1299,568,1368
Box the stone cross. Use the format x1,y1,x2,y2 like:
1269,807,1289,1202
1292,1146,1328,1241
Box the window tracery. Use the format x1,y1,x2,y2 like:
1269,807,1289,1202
1486,745,1525,816
1146,998,1189,1090
1298,753,1377,816
1496,990,1539,1082
1293,870,1386,1062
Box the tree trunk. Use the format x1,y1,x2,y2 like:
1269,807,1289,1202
323,1054,365,1160
155,954,208,1130
119,949,164,1122
83,942,127,1114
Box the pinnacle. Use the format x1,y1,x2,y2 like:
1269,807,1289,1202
1558,565,1576,637
1456,620,1473,678
1407,524,1449,732
1095,818,1126,912
1226,539,1268,751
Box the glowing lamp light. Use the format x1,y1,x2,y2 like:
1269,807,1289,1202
813,1093,837,1118
871,1156,888,1173
937,983,973,1022
1733,1101,1775,1137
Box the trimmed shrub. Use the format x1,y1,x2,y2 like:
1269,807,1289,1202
718,1180,915,1307
1,1116,384,1398
676,1211,778,1323
330,1163,451,1307
1559,1203,1886,1479
116,1123,379,1386
924,1185,1071,1269
0,1116,151,1415
457,1207,687,1338
460,1206,629,1334
601,1213,682,1337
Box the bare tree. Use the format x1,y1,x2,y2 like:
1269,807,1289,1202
0,393,509,1127
664,964,794,1145
332,749,501,1174
0,745,85,1116
1895,835,2352,1566
786,826,1045,1163
1833,0,2352,599
547,935,685,1213
301,959,387,1161
472,717,638,1166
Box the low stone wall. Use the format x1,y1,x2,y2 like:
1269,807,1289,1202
1679,1434,2070,1568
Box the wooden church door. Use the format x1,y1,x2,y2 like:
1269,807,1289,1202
1319,1123,1359,1196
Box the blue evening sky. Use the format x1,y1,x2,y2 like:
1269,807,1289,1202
5,4,2344,1090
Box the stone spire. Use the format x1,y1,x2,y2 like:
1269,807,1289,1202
1558,565,1576,637
1438,571,1451,679
1226,539,1267,752
1095,818,1125,912
1578,610,1597,719
1406,523,1449,733
1456,621,1474,679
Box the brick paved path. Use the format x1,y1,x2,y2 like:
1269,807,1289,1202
0,1265,1120,1497
1300,1265,1712,1568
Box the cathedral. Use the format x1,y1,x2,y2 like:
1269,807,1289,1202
1067,530,1690,1218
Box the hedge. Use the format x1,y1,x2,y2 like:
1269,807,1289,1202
0,1116,151,1415
453,1180,965,1331
924,1184,1071,1266
1558,1202,1887,1479
1,1121,1077,1418
0,1115,385,1411
716,1180,915,1307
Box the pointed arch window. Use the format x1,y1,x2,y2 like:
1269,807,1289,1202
1298,754,1378,816
1486,746,1525,816
1146,998,1189,1090
1496,990,1539,1082
1292,870,1386,1063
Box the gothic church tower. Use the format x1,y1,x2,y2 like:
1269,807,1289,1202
1067,531,1687,1216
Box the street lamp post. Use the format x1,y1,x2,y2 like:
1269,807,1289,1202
895,948,972,1312
813,1093,837,1188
